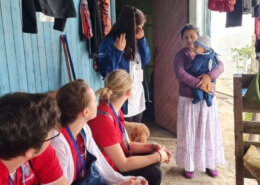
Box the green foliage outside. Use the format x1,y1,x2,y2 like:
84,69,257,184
243,112,252,141
244,112,252,121
231,45,254,73
243,113,260,142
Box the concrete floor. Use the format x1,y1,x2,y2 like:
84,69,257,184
143,92,258,184
142,77,260,184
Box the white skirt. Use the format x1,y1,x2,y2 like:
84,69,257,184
175,96,225,172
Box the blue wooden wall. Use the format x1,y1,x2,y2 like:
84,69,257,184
0,0,104,96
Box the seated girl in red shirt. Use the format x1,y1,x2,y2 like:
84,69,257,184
51,79,148,185
88,69,172,185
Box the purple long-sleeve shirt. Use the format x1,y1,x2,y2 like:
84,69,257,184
173,48,224,98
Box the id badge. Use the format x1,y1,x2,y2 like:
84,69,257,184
133,69,143,82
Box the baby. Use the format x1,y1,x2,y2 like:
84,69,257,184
186,35,218,107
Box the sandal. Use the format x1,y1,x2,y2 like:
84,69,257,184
183,170,194,179
206,168,218,177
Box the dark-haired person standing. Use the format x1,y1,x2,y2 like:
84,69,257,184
98,5,150,122
0,93,70,185
173,24,225,179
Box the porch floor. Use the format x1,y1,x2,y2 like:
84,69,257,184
142,78,258,185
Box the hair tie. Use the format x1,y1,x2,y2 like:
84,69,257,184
106,86,111,90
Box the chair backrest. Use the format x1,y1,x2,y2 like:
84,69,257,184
233,74,260,185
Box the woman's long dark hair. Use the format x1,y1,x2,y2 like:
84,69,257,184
106,5,146,61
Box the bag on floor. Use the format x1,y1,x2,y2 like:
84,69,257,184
243,145,260,180
244,74,260,104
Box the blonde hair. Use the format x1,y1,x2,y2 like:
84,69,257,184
96,69,132,102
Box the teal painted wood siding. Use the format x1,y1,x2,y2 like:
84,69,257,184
0,0,103,96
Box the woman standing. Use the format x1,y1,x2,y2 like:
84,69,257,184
98,5,150,122
173,24,225,179
88,69,172,185
51,79,147,185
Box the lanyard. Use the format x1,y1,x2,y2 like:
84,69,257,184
9,165,25,185
9,176,13,185
66,126,85,182
80,129,86,142
109,104,132,154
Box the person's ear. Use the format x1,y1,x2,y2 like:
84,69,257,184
82,107,89,118
125,88,132,97
24,148,35,159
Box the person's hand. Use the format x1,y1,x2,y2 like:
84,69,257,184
196,74,214,94
164,148,173,164
200,82,215,94
116,177,148,185
157,146,169,163
153,143,172,163
136,27,144,39
137,177,148,185
114,33,126,51
140,178,148,185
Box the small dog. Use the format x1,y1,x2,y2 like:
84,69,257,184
125,121,150,143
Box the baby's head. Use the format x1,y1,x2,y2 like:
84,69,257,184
194,35,211,54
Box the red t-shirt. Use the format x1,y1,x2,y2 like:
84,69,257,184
0,145,63,185
88,101,124,171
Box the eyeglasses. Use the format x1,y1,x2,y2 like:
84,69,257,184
44,132,60,142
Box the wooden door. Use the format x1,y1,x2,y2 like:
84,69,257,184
153,0,188,134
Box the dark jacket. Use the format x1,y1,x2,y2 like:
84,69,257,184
98,37,150,77
226,0,243,27
22,0,76,33
186,49,218,78
186,49,219,107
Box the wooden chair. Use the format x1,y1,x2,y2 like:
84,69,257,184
234,74,260,185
